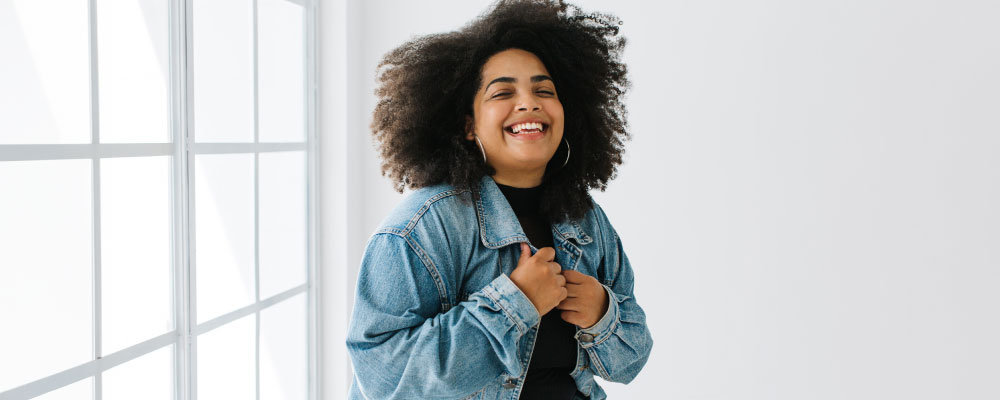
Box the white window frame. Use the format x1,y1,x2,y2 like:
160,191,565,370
0,0,320,398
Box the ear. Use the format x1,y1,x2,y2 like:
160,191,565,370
464,115,476,141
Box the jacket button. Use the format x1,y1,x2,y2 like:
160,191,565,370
578,333,595,343
502,378,517,389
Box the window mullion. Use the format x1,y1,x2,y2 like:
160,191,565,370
304,1,320,399
170,0,196,399
88,0,103,397
252,1,262,400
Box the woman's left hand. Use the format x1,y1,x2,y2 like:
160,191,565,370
555,269,609,329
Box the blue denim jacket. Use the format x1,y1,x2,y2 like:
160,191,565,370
346,176,653,399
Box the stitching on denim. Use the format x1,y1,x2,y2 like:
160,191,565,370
395,232,450,310
590,316,618,347
482,284,525,336
400,188,470,236
572,220,593,244
474,184,532,249
587,346,613,381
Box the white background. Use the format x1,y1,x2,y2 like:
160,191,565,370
319,0,1000,399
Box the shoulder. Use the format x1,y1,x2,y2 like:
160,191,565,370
374,182,477,237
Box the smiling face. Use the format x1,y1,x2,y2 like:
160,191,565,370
466,48,565,188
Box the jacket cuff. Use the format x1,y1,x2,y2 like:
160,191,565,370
482,273,541,333
575,284,618,347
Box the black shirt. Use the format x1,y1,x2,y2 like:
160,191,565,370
496,183,582,400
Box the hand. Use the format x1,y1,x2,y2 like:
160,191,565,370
555,269,609,329
508,243,568,316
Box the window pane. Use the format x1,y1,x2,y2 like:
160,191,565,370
192,0,253,143
260,294,307,400
257,0,305,143
97,0,170,143
101,156,172,353
34,378,93,400
0,0,90,144
195,154,255,322
198,314,255,400
0,160,92,391
103,345,172,400
259,151,306,299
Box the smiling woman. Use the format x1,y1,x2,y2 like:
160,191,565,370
467,48,566,188
347,1,653,399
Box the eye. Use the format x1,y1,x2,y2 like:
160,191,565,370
536,90,555,96
490,91,511,99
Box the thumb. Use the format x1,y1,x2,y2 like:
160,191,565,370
519,243,531,263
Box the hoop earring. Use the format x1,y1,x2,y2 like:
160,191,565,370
474,135,487,163
562,139,571,168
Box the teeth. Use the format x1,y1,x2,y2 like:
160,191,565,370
510,122,544,133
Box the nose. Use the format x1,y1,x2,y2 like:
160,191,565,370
515,93,541,112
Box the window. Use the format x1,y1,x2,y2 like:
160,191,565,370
0,0,318,398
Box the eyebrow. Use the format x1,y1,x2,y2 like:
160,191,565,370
484,75,553,93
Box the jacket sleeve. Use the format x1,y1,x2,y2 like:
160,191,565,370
346,232,541,399
574,214,654,384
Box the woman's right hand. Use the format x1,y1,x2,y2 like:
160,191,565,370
509,243,567,316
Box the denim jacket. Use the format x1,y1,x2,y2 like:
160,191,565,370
346,176,653,399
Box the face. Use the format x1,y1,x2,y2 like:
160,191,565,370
467,48,565,187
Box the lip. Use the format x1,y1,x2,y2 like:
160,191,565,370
503,118,550,138
505,128,546,140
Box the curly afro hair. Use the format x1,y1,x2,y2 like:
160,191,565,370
371,0,629,222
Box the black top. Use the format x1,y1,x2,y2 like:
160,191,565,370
496,183,583,400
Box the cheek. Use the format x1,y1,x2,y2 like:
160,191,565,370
548,100,565,124
476,107,507,133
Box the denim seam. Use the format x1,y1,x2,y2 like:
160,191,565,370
589,317,618,347
586,346,613,381
482,283,525,336
374,230,450,311
400,188,471,236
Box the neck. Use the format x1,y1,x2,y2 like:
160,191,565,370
491,168,544,188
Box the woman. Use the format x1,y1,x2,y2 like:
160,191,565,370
346,1,653,399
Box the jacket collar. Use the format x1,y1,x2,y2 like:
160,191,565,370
474,176,593,249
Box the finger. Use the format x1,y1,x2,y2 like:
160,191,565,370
554,274,566,287
548,261,562,274
534,247,556,262
518,243,531,263
563,282,585,297
556,297,580,311
562,269,590,283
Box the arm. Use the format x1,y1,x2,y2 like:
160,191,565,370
574,219,654,383
346,232,540,399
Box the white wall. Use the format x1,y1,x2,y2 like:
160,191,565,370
320,1,1000,399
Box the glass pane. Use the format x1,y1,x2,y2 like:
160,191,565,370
104,345,172,400
198,314,255,400
0,160,92,391
260,294,307,400
257,0,304,143
0,0,90,144
101,156,172,353
192,0,254,142
259,151,306,299
35,378,93,400
97,0,170,143
195,154,255,322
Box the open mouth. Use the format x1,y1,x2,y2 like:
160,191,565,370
503,122,549,135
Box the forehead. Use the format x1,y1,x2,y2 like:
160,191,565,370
480,48,551,82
